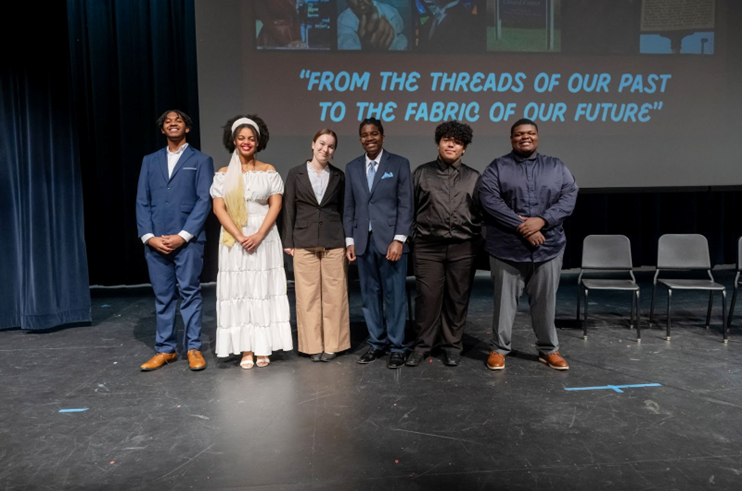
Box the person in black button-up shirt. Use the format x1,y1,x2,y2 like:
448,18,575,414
478,118,578,371
406,120,483,367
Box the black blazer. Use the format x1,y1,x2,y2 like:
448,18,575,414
282,162,345,249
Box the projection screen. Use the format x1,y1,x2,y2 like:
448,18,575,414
195,0,742,188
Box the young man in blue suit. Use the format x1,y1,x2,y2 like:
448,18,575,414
136,110,214,371
344,118,414,368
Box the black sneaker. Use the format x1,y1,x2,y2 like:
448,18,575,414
443,352,461,367
405,351,426,367
357,348,385,364
387,352,405,369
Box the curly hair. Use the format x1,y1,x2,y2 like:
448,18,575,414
156,109,193,130
434,120,473,148
222,114,270,153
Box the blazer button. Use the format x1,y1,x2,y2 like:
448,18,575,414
319,221,323,225
166,201,170,205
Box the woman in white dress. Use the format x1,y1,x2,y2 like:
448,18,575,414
210,115,293,368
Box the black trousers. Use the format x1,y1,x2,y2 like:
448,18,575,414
412,238,481,354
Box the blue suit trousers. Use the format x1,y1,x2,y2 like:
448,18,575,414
357,244,408,353
145,241,204,353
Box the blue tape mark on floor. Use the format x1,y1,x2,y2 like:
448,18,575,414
565,383,661,393
59,408,89,413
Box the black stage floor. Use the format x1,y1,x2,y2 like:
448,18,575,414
3,270,742,490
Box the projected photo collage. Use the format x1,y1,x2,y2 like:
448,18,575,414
253,0,716,55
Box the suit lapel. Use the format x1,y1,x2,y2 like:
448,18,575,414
321,165,340,206
297,166,319,205
355,156,370,198
169,145,194,182
158,148,169,183
369,151,390,197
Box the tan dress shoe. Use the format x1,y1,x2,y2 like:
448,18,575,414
486,351,505,370
539,351,569,370
187,349,206,371
140,352,177,371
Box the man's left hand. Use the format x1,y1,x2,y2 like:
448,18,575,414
517,216,546,238
161,235,186,250
386,241,403,261
527,231,546,247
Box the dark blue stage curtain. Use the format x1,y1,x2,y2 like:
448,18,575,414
67,0,211,286
0,2,92,330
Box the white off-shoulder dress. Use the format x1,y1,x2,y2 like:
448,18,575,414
210,171,293,357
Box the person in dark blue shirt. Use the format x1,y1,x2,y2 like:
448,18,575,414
478,118,578,371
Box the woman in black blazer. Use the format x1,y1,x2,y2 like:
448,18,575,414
282,129,350,361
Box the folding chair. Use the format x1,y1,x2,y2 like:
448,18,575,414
576,235,641,341
728,237,742,330
649,234,727,342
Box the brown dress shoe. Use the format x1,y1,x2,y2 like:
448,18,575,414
539,351,569,370
140,352,177,371
486,351,505,370
187,349,206,371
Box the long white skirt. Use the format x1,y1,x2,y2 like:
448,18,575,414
215,215,293,357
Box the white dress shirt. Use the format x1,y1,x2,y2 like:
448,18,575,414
306,161,331,204
346,149,407,247
140,142,194,245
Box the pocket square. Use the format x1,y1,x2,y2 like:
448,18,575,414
183,167,197,171
381,172,394,179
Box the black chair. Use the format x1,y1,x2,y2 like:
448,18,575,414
576,235,641,341
728,237,742,330
649,234,727,342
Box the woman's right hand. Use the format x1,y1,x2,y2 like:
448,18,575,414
283,248,295,256
237,234,250,249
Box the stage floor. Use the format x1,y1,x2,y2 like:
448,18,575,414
3,270,742,490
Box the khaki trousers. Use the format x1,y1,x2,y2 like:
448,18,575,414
293,248,350,354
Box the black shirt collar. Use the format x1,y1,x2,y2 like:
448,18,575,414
437,156,462,171
511,151,539,163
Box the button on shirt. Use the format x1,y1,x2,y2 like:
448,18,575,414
413,157,482,242
140,143,194,245
478,152,578,263
306,162,330,203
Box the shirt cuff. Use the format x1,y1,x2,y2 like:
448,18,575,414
178,230,194,242
393,235,407,244
537,215,551,229
346,238,355,247
141,233,155,245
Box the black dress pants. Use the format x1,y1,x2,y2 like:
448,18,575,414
412,238,481,354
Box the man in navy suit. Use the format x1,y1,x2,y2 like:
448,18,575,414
136,110,214,371
344,118,414,368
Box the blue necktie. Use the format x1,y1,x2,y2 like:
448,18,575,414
367,161,376,192
367,161,376,231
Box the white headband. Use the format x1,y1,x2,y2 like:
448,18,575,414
231,117,260,136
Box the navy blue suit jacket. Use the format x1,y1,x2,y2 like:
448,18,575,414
343,150,414,256
136,145,214,242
